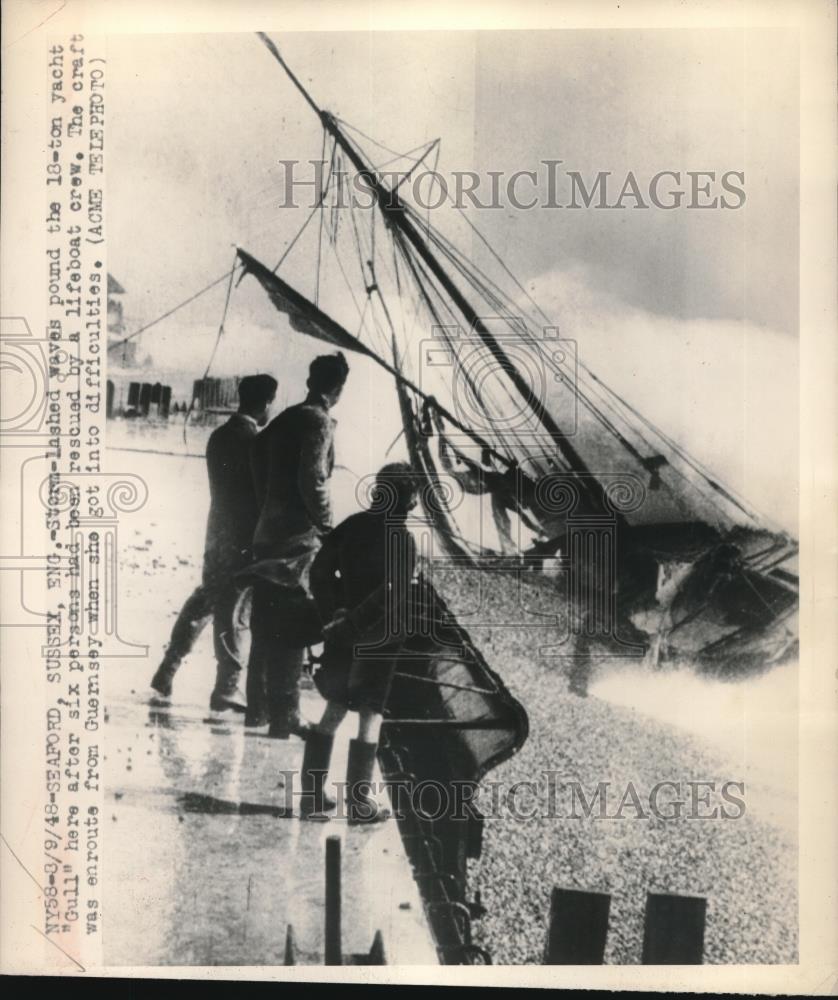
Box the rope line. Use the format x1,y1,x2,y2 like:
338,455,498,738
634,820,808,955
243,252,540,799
181,253,239,444
107,266,242,353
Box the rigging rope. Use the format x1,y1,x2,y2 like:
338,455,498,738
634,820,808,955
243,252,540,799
272,133,339,275
372,138,440,174
393,230,543,477
283,109,775,536
181,252,238,445
334,116,434,165
339,174,700,517
392,139,441,195
401,196,766,528
314,126,328,305
107,265,242,353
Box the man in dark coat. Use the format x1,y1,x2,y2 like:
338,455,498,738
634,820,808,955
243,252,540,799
150,374,278,711
243,352,350,736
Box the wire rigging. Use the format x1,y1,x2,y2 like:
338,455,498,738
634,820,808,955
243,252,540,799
181,252,239,444
403,192,765,527
107,266,242,353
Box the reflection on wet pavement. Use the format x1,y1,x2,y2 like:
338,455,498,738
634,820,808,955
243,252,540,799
105,684,437,966
105,442,437,966
177,792,291,818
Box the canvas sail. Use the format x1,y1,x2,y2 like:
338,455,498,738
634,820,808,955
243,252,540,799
237,34,798,674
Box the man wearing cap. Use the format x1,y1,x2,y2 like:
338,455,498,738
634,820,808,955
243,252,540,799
150,373,278,711
243,352,350,737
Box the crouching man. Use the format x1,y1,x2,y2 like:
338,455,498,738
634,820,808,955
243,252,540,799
300,462,420,825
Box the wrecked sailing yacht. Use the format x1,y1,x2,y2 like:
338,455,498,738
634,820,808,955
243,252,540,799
193,32,798,962
240,32,798,678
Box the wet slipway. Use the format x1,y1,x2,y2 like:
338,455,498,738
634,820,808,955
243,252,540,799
104,433,437,967
105,426,797,965
104,686,437,965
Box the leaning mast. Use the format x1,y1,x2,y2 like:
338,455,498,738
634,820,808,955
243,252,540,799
256,32,608,509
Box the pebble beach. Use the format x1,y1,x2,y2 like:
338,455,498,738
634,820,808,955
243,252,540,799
110,427,798,966
434,566,798,965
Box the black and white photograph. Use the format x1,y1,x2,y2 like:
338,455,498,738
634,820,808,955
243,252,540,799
1,0,836,988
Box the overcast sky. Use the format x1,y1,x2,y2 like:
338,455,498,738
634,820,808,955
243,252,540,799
109,28,798,336
108,29,799,530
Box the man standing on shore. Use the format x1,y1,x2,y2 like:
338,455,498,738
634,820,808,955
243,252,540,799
150,373,278,711
244,352,350,737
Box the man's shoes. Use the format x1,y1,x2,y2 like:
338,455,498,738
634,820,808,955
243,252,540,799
268,710,312,740
209,687,247,713
245,710,270,728
150,663,176,700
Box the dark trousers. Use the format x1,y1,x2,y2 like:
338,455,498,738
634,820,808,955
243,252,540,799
245,582,305,725
162,575,247,695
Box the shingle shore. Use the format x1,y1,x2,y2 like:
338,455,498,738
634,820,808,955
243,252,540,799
433,566,797,965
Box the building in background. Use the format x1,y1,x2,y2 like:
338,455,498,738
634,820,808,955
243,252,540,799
107,274,138,369
190,376,241,415
105,275,242,424
107,273,179,419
